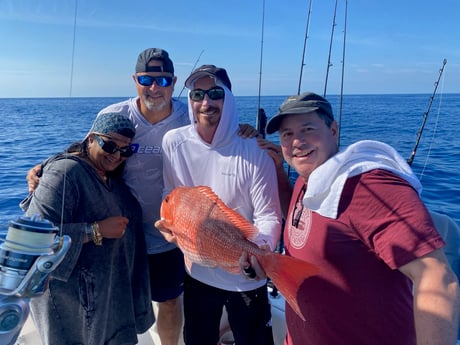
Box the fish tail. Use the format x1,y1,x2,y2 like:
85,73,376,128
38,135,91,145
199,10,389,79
258,253,319,321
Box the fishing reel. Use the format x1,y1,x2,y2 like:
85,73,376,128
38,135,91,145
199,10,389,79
0,214,71,345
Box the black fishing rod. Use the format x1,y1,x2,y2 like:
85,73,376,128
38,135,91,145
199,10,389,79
256,0,267,138
297,0,313,95
285,0,315,187
323,0,338,97
337,0,348,148
178,50,205,98
406,58,447,166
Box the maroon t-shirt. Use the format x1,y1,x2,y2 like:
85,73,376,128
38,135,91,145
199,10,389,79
284,170,444,345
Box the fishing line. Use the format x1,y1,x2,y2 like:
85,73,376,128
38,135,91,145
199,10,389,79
255,0,266,135
178,50,205,98
337,0,348,149
58,0,79,243
418,63,446,182
407,59,447,167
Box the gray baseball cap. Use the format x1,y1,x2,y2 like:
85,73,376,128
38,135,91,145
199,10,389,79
266,92,334,134
185,64,232,91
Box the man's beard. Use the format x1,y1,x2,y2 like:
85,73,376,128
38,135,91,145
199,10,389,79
142,94,168,112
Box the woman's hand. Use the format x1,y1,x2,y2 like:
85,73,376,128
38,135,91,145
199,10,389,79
26,164,42,193
98,216,129,238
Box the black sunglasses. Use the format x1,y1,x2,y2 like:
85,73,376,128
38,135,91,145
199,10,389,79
94,135,134,158
137,75,173,87
189,86,225,101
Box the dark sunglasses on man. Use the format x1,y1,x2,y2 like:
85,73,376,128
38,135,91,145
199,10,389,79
189,86,225,102
94,135,134,158
136,75,173,87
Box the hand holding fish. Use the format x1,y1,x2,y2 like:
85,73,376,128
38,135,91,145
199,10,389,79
154,219,177,244
239,251,267,281
158,185,319,321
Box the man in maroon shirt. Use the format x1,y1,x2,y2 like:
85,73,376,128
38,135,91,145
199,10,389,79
242,91,459,345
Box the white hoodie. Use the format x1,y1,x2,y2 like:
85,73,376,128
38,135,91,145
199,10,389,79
162,85,281,292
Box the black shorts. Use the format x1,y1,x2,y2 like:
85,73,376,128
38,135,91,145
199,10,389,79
183,274,274,345
148,247,185,302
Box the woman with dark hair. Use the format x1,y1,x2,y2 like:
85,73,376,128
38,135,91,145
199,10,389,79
22,112,154,345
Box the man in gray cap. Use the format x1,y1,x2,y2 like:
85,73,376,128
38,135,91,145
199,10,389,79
157,64,281,345
245,91,459,345
96,48,188,345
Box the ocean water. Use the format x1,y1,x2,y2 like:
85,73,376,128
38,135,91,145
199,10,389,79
0,94,459,230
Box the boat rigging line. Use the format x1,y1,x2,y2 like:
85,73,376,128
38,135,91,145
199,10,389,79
323,0,338,97
256,0,267,138
178,49,205,98
337,0,347,148
297,0,313,95
59,0,80,243
406,58,447,167
68,0,78,98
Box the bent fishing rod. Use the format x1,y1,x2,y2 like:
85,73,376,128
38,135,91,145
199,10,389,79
406,58,447,166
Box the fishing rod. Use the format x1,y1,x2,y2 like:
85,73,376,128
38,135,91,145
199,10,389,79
285,0,315,190
256,0,267,138
178,49,205,98
323,0,338,97
406,58,447,166
337,0,348,148
297,0,313,95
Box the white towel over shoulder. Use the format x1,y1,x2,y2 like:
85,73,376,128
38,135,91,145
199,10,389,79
303,140,422,219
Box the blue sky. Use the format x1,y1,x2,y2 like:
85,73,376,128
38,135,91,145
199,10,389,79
1,0,459,98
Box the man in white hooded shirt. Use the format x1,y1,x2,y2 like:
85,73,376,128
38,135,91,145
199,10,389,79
159,65,282,345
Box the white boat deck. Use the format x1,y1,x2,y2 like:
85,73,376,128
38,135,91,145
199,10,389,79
16,302,180,345
16,293,286,345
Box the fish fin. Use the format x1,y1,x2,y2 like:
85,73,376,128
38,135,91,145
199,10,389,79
258,252,319,321
197,186,259,240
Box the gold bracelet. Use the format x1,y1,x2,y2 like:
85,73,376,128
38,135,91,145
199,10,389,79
91,222,103,246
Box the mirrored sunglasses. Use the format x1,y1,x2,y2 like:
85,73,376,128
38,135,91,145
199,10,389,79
94,135,134,158
137,75,173,87
189,86,225,102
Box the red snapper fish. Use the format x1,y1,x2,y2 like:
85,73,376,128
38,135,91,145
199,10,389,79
157,185,318,321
